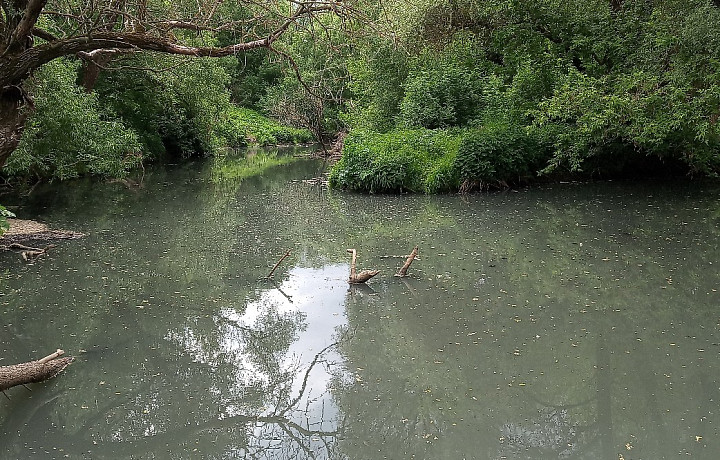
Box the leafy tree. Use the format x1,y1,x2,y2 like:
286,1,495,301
7,58,142,179
0,0,357,169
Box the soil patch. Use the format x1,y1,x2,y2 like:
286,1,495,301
1,218,86,248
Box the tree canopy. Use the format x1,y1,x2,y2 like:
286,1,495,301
0,0,354,169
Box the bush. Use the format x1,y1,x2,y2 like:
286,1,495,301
7,59,142,180
399,65,483,129
96,55,233,160
329,129,462,193
453,123,548,189
0,205,15,237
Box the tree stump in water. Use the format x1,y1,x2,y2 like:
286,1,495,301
0,349,74,395
346,249,379,284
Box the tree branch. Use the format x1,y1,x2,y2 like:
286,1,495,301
5,0,47,55
30,26,58,42
1,2,339,86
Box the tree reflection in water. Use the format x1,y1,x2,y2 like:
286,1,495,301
2,265,352,459
158,278,347,459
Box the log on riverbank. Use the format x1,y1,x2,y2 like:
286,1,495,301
0,349,74,394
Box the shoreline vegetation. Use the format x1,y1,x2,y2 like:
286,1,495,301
2,1,720,195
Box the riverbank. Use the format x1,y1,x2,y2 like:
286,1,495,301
328,127,707,194
0,218,85,248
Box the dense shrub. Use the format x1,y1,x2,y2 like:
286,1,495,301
0,205,14,236
329,129,461,193
95,56,233,160
453,123,548,189
345,41,410,133
399,65,483,129
7,59,142,180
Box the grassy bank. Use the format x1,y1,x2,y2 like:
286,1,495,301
222,107,314,148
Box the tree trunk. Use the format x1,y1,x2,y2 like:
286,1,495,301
0,86,31,170
0,349,74,393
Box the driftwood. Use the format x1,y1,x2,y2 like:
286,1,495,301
265,249,291,279
0,349,74,395
395,246,418,277
7,242,55,261
346,248,379,284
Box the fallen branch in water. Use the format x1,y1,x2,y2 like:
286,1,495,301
395,246,418,277
8,242,55,261
0,349,74,396
347,248,379,284
265,249,291,279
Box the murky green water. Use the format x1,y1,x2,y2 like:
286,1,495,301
1,148,720,459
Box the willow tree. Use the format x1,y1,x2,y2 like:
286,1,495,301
0,0,352,169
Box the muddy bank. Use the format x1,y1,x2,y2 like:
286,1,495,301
1,218,85,249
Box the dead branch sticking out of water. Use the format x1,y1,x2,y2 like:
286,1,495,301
0,349,74,396
346,248,379,284
395,246,418,277
265,249,291,279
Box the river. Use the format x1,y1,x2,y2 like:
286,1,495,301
1,147,719,459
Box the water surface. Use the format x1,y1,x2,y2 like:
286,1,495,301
1,150,719,459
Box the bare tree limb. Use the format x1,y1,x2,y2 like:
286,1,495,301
395,245,418,277
265,249,292,279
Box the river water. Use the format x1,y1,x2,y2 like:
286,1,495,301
1,148,719,459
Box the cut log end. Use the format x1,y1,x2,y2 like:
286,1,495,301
0,350,74,392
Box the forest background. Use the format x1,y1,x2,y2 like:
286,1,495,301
1,0,719,198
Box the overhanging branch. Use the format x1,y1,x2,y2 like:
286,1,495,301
4,0,48,55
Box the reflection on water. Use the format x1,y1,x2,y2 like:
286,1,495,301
1,150,720,459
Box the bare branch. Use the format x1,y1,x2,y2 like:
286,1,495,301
30,26,58,42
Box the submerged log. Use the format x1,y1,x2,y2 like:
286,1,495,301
346,248,379,284
8,242,55,261
395,246,418,277
0,349,74,394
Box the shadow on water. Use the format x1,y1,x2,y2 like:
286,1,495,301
2,152,720,459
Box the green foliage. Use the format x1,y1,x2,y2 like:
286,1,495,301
0,205,15,236
345,41,410,132
221,107,313,147
95,55,233,159
340,0,720,186
329,129,462,193
7,59,142,180
398,35,488,129
454,123,548,189
225,50,283,109
261,14,353,140
399,66,482,129
535,67,720,175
